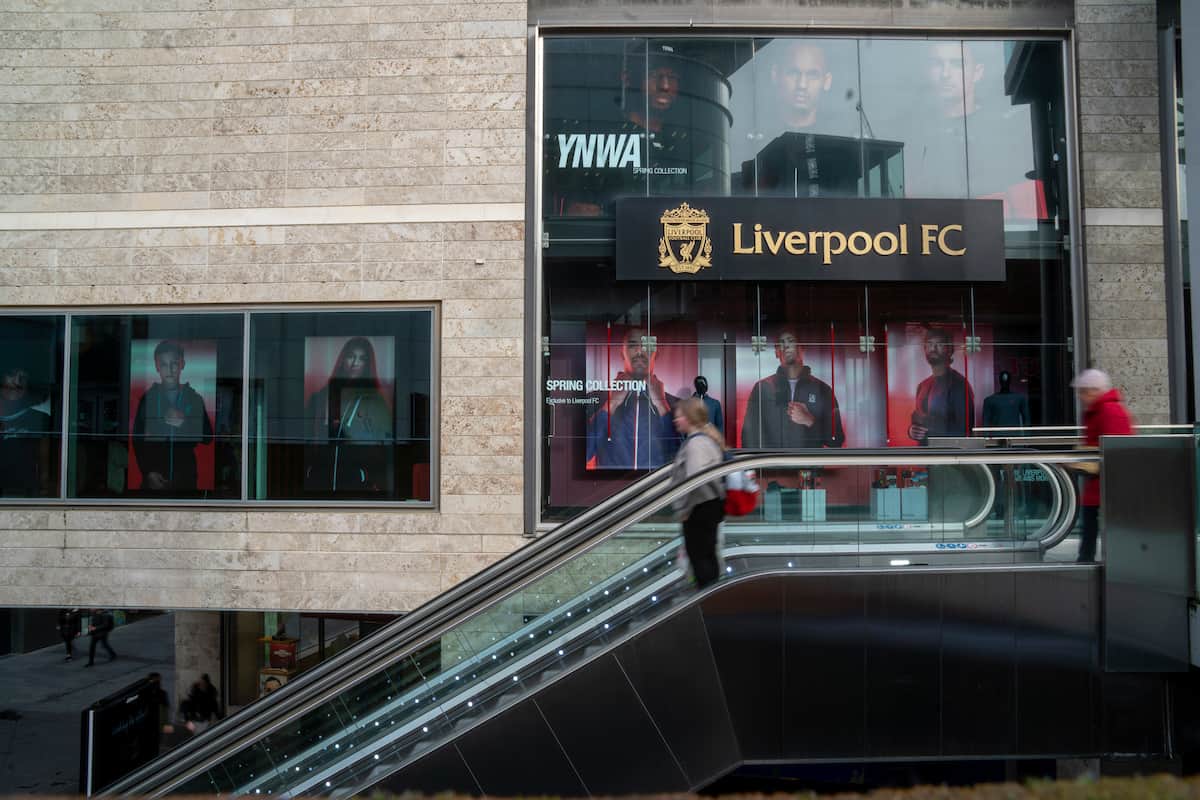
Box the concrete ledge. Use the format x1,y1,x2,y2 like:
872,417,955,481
1083,207,1164,227
0,203,525,231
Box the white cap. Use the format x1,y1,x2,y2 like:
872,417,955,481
1070,368,1111,391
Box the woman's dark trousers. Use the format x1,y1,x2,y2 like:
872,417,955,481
684,498,725,589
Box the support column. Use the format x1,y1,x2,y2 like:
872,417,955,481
174,611,222,718
1077,0,1170,423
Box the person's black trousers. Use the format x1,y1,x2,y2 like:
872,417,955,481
88,633,116,665
684,497,725,589
1078,505,1099,563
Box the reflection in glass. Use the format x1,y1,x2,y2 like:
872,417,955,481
749,38,866,198
69,314,242,499
645,38,742,198
543,38,647,219
0,316,63,498
248,310,432,502
860,39,969,199
967,41,1067,246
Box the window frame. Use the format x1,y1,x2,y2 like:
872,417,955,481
0,304,440,509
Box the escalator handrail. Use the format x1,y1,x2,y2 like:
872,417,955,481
1038,461,1080,552
102,460,680,795
109,448,1097,797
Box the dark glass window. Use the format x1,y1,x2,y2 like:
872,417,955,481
538,35,1073,521
68,314,243,499
749,37,865,198
0,316,64,498
248,310,432,502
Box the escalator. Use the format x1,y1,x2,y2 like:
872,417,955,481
106,449,1103,798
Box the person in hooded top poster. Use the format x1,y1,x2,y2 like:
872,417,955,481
304,337,394,493
131,341,214,493
741,330,845,449
0,364,53,497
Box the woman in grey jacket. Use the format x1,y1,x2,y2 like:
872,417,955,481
671,397,726,588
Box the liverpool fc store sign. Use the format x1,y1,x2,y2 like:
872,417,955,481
615,197,1005,282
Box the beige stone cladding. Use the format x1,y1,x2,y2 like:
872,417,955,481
0,1,527,612
0,3,525,213
0,221,526,612
1077,0,1170,423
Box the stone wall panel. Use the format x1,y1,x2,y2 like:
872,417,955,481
0,0,527,613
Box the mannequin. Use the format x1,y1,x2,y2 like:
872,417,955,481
982,370,1031,429
692,376,724,433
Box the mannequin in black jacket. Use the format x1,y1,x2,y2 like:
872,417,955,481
982,370,1031,429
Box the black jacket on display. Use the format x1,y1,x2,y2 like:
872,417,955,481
741,366,845,449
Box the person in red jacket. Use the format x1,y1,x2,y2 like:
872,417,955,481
1070,368,1134,562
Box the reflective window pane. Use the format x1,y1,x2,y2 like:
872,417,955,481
644,38,746,198
0,316,64,498
68,314,243,499
966,40,1069,250
543,38,647,220
752,38,864,198
859,39,969,199
539,35,1075,522
248,310,432,502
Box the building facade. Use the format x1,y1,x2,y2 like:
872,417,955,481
0,0,1185,704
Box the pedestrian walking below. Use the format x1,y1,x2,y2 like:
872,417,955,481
57,608,78,662
1070,369,1134,563
85,608,117,666
671,397,726,589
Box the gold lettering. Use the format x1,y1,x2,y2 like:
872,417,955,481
848,231,872,256
873,230,899,256
823,231,847,266
921,224,939,255
727,223,957,261
763,229,786,255
732,223,754,254
938,224,965,256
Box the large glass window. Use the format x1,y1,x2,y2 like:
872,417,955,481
223,611,399,708
538,35,1074,521
1,306,435,505
248,310,433,502
69,313,243,500
0,316,64,498
544,35,1067,238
